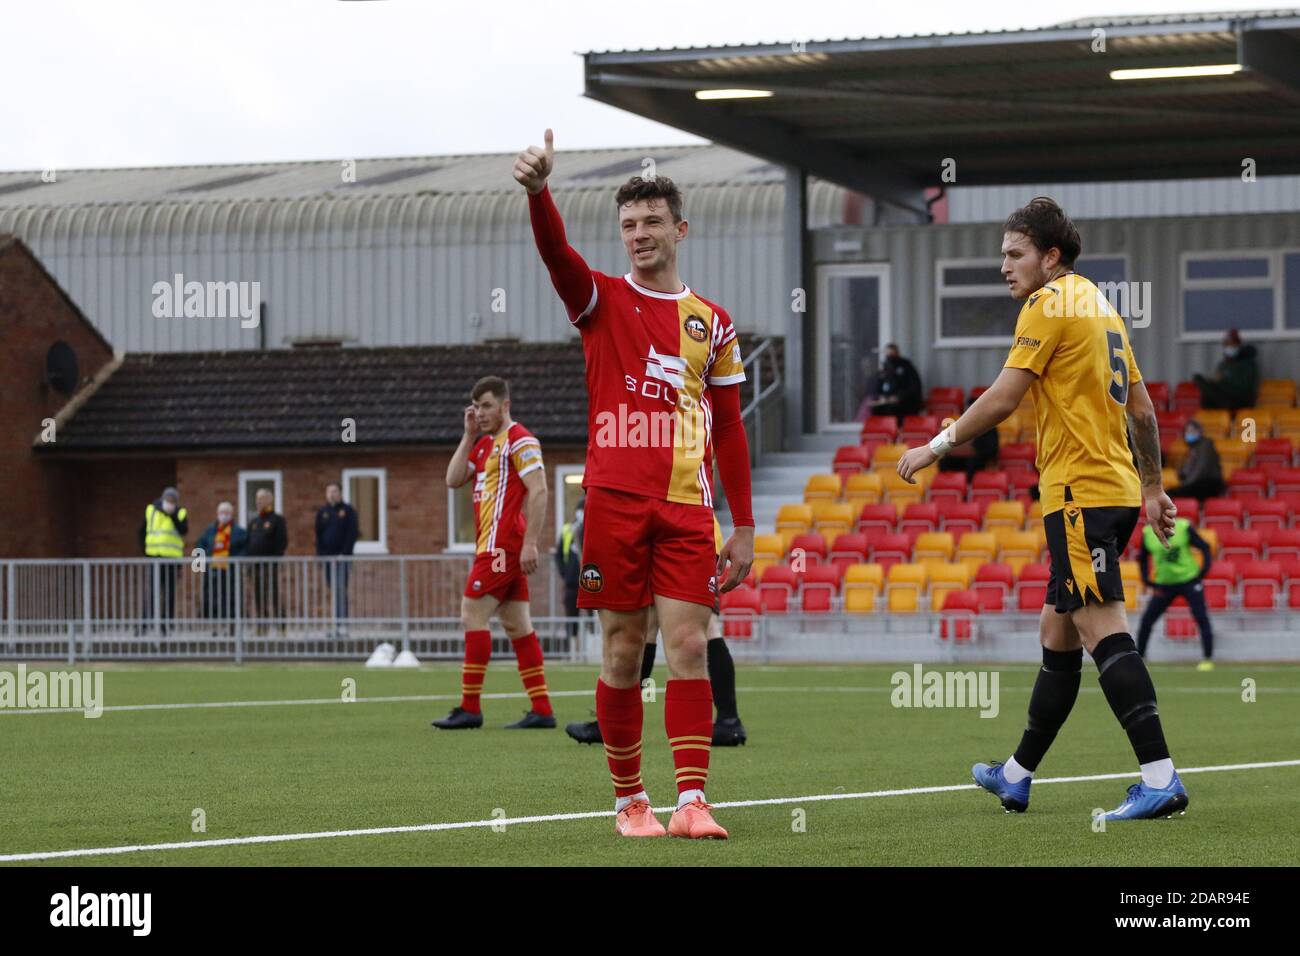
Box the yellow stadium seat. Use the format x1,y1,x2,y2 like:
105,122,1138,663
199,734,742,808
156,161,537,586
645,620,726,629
955,531,998,571
1233,409,1274,440
754,534,785,561
1120,560,1141,610
1163,437,1187,470
1258,379,1297,408
1194,409,1231,439
996,529,1040,575
984,500,1026,530
844,472,883,507
1197,527,1218,560
843,563,884,613
804,473,842,503
886,562,927,613
1214,438,1251,476
871,444,907,472
914,531,956,567
751,558,776,580
995,413,1022,446
1276,408,1300,441
1027,500,1044,525
776,503,812,534
779,529,803,553
815,503,856,539
928,562,972,610
882,470,926,507
1161,467,1178,489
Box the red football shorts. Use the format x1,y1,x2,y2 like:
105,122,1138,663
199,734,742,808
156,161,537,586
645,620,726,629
463,550,530,603
576,486,717,611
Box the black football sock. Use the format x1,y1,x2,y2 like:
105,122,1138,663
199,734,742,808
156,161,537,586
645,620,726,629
707,637,738,720
1090,632,1171,765
1012,646,1083,772
639,641,657,685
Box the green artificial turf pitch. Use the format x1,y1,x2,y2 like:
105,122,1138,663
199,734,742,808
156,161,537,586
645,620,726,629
1,661,1296,866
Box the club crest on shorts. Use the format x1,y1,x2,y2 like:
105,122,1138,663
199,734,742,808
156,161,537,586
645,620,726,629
472,579,482,591
580,563,603,593
683,314,708,343
707,573,719,595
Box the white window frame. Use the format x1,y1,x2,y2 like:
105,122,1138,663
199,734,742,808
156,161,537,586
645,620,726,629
238,470,282,528
934,254,1130,348
445,482,477,554
815,262,892,432
1179,248,1300,341
342,467,388,555
554,464,586,535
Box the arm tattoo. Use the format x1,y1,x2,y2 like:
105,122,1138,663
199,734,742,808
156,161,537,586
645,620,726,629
1128,410,1163,492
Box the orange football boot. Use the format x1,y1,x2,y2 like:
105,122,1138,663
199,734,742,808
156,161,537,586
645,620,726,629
614,799,667,837
668,798,728,839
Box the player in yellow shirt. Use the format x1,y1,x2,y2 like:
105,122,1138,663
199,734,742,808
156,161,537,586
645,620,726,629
898,197,1186,822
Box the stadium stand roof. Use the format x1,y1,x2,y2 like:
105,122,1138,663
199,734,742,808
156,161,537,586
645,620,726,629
581,9,1300,214
0,144,785,208
37,336,781,453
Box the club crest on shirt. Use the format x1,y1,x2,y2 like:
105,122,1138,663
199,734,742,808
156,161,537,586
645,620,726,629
683,314,708,343
580,563,604,593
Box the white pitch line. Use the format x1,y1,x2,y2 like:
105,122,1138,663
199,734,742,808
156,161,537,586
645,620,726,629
1,759,1296,864
1,681,1296,717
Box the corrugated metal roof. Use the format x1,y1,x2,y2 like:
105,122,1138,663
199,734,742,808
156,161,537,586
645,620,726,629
0,144,786,209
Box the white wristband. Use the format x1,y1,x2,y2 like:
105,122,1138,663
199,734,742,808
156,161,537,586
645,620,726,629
928,426,956,458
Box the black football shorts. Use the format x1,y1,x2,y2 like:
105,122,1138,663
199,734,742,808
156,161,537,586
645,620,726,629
1043,503,1140,613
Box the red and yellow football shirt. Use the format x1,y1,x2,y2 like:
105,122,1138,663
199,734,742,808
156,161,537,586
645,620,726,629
469,422,543,555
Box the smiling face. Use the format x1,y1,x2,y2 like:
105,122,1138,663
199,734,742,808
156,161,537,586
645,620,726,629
1000,230,1061,301
619,198,686,276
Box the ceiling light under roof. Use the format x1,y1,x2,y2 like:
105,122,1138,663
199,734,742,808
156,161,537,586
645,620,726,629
1110,63,1242,81
694,88,774,100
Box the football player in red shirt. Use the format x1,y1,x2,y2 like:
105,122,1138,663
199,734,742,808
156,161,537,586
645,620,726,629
516,129,754,839
433,376,554,730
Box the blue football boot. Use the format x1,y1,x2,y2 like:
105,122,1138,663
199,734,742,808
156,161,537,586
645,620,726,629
971,760,1031,813
1100,772,1188,821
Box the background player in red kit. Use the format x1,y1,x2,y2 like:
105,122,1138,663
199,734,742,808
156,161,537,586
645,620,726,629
515,129,755,839
433,376,554,730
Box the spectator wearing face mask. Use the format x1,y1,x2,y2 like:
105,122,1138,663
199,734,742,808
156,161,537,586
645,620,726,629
867,343,923,422
138,486,188,637
1193,329,1259,410
196,501,247,634
1167,419,1225,501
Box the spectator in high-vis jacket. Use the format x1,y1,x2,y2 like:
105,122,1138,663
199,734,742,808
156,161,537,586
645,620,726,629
138,486,188,637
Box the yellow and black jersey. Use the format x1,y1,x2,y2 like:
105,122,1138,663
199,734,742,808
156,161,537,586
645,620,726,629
1003,273,1142,516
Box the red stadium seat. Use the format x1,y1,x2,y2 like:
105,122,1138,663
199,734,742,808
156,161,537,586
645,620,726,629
800,564,844,613
927,387,964,420
969,385,990,404
759,565,799,614
999,443,1037,472
857,502,897,534
832,444,872,479
1203,498,1244,533
1253,438,1294,468
939,589,981,641
1173,381,1201,413
1240,561,1283,610
1145,380,1170,412
870,533,913,574
1219,529,1264,563
1008,471,1040,502
1277,491,1300,515
901,415,941,446
928,471,968,503
971,471,1011,503
829,532,870,574
973,562,1014,612
1244,499,1288,532
1157,410,1191,444
861,416,899,442
938,501,983,535
787,532,828,566
1283,559,1300,609
1170,497,1199,527
1269,468,1300,495
719,587,761,639
899,502,940,534
1015,562,1050,610
1262,528,1300,562
1202,561,1238,609
1163,603,1199,641
1228,469,1268,499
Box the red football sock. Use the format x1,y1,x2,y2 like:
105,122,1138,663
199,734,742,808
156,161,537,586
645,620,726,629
459,629,491,714
596,679,644,798
511,631,552,717
666,679,713,795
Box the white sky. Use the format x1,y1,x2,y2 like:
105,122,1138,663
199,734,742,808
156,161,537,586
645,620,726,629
0,0,1279,171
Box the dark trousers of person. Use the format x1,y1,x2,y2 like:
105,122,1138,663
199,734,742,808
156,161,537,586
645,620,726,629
1193,375,1250,411
1137,580,1214,659
563,586,579,639
1167,477,1226,501
202,567,237,634
140,563,178,635
252,561,282,630
323,560,351,620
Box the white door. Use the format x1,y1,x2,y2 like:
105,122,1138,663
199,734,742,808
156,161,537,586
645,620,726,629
816,263,891,431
